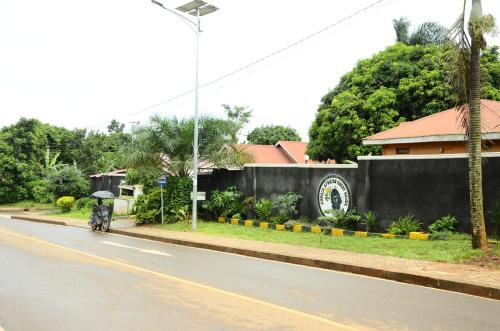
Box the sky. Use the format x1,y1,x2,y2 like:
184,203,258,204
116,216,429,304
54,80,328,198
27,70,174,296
1,0,499,141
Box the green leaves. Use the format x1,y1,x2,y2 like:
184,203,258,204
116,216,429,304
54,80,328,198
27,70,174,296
307,43,500,162
247,125,301,145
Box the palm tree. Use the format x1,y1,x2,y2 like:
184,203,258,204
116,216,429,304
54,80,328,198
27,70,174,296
448,0,496,250
122,115,253,177
393,17,448,45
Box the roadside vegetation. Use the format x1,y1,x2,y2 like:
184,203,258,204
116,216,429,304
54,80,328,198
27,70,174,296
154,221,499,264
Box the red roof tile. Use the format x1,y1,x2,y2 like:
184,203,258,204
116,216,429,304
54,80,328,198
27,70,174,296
234,144,293,164
364,100,500,144
276,141,309,163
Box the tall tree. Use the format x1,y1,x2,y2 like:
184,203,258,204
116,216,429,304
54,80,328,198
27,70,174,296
448,0,496,250
222,104,252,143
308,42,500,162
247,125,301,145
107,119,125,133
393,17,448,45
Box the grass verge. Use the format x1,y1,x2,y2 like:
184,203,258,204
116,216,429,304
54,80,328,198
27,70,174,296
47,209,90,220
154,221,499,264
0,201,53,210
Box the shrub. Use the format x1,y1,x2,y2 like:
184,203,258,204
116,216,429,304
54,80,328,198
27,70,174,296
273,192,303,219
361,211,377,232
243,196,256,217
284,220,300,230
269,214,289,225
387,214,422,235
331,209,361,230
134,176,192,224
203,186,244,218
76,197,95,210
56,196,75,213
254,198,272,221
428,215,458,233
318,210,360,230
164,176,192,218
134,194,158,224
169,205,191,224
48,165,89,199
30,179,55,204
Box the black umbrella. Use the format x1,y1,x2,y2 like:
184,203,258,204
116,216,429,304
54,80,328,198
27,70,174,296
90,191,115,199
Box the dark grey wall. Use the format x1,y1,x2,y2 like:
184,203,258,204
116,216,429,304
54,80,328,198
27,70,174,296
90,175,124,197
356,154,500,232
199,165,358,219
198,154,500,232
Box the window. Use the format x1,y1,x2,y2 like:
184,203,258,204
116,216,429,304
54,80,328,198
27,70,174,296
396,147,410,154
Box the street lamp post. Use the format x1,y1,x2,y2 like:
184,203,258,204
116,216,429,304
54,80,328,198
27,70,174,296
151,0,218,231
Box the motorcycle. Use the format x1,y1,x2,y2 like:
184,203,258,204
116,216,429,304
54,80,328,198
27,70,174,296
88,191,114,232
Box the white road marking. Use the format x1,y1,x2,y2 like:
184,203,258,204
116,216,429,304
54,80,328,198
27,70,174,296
101,240,173,257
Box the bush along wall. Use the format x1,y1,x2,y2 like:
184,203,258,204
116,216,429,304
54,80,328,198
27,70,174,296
134,176,192,224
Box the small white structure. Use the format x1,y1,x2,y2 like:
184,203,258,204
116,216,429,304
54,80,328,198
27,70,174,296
113,184,143,215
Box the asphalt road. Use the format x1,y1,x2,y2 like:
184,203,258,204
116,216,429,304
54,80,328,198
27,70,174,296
0,215,499,331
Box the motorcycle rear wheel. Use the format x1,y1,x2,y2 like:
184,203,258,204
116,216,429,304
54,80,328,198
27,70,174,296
101,219,110,232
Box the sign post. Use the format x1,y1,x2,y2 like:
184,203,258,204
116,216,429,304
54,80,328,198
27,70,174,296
158,174,168,224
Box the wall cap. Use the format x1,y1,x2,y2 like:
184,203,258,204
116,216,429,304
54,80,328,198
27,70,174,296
242,163,358,169
357,152,500,161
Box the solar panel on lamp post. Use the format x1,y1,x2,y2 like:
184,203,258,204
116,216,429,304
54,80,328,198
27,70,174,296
151,0,218,231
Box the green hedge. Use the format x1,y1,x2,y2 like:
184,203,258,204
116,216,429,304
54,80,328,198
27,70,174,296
135,176,192,224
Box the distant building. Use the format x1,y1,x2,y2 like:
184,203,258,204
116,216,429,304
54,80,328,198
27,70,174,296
234,141,335,165
363,99,500,155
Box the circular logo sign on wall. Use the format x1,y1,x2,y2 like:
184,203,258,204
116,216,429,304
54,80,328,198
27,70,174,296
318,175,351,216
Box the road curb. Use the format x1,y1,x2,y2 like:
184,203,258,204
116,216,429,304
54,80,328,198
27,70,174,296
11,215,67,226
109,228,500,300
8,215,500,300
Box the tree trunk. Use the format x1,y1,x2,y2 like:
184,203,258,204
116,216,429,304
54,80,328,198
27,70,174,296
468,35,488,251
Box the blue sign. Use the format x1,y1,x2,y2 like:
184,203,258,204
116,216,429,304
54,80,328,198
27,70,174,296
158,174,168,187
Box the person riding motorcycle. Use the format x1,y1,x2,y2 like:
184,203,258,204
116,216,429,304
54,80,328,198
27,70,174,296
89,198,111,231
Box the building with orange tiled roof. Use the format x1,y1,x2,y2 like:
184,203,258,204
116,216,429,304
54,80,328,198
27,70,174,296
363,99,500,155
235,141,335,165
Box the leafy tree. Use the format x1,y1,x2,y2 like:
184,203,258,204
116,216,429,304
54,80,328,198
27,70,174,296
47,165,90,199
107,119,125,133
448,0,496,250
308,42,500,162
122,115,253,177
125,167,162,194
71,130,131,176
222,104,252,143
247,125,301,145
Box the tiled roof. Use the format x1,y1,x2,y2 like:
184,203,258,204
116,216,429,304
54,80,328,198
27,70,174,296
234,144,293,164
276,141,309,163
364,100,500,144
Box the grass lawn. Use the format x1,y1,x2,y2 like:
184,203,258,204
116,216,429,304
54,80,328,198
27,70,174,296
0,200,54,209
154,221,500,264
47,209,91,220
47,209,124,221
